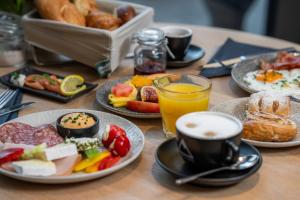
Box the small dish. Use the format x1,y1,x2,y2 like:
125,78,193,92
167,44,205,68
155,138,262,186
96,77,161,119
210,97,300,148
0,66,98,103
56,112,100,138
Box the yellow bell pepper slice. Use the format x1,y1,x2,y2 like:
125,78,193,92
74,151,111,172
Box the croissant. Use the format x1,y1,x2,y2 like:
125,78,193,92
35,0,85,26
86,11,121,31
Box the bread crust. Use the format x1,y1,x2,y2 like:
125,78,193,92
73,0,97,17
35,0,85,26
86,11,121,31
243,112,297,142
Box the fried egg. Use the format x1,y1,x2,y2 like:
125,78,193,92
243,69,300,95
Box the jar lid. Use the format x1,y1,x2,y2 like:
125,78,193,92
0,11,21,25
0,12,22,41
135,28,166,45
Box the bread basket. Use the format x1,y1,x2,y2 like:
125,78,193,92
22,0,154,77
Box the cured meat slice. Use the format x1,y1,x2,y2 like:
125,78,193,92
0,122,63,147
33,124,64,147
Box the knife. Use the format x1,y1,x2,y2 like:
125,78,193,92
201,48,298,69
0,102,35,117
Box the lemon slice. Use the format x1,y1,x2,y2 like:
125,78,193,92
60,75,87,96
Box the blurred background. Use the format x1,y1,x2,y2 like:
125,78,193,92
1,0,299,43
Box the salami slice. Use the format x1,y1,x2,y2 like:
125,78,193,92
0,122,63,147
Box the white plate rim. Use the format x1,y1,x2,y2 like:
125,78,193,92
0,109,145,184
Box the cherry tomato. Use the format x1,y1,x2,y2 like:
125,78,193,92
109,135,130,157
102,124,126,148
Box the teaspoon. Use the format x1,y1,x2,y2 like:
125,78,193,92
175,154,259,185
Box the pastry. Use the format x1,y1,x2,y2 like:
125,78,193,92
86,10,121,31
243,112,297,142
248,91,290,117
116,5,136,25
73,0,97,17
35,0,85,26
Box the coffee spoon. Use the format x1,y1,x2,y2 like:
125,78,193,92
175,154,259,185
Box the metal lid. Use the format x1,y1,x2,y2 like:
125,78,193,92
0,11,21,25
135,28,166,45
0,12,22,41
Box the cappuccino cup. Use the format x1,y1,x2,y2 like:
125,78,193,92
176,111,242,169
161,26,192,60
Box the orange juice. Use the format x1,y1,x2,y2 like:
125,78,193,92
158,83,210,135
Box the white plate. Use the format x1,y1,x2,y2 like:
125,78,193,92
210,98,300,148
0,109,144,184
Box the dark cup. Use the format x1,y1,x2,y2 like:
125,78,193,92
176,112,242,170
162,26,192,61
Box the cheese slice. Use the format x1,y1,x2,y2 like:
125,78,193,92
12,160,56,176
40,144,78,161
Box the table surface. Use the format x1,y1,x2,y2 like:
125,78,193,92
1,24,300,200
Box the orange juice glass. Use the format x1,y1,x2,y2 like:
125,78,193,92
154,75,212,137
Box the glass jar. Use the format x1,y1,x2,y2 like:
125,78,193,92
0,12,26,68
133,28,167,75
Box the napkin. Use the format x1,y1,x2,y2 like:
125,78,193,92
0,89,23,124
200,38,294,78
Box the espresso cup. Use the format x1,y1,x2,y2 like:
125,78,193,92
176,111,242,169
161,26,192,60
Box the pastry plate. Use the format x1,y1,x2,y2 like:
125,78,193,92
155,138,262,186
96,77,161,119
0,66,98,103
0,109,144,184
210,98,300,148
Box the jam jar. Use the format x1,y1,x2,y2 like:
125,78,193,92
133,28,168,75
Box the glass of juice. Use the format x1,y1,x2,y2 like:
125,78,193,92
154,74,212,138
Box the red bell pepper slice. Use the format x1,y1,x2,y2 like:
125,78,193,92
98,155,120,171
0,148,24,165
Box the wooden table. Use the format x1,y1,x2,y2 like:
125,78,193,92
1,24,300,200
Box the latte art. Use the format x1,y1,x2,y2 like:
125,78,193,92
176,112,242,139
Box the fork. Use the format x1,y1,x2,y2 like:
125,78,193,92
0,89,17,109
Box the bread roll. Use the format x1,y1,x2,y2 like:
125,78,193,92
73,0,97,17
86,11,121,30
243,112,297,142
248,92,290,117
116,5,136,25
35,0,85,26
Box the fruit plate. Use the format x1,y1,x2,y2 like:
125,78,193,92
96,77,161,119
0,66,98,103
0,109,144,184
210,98,300,148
